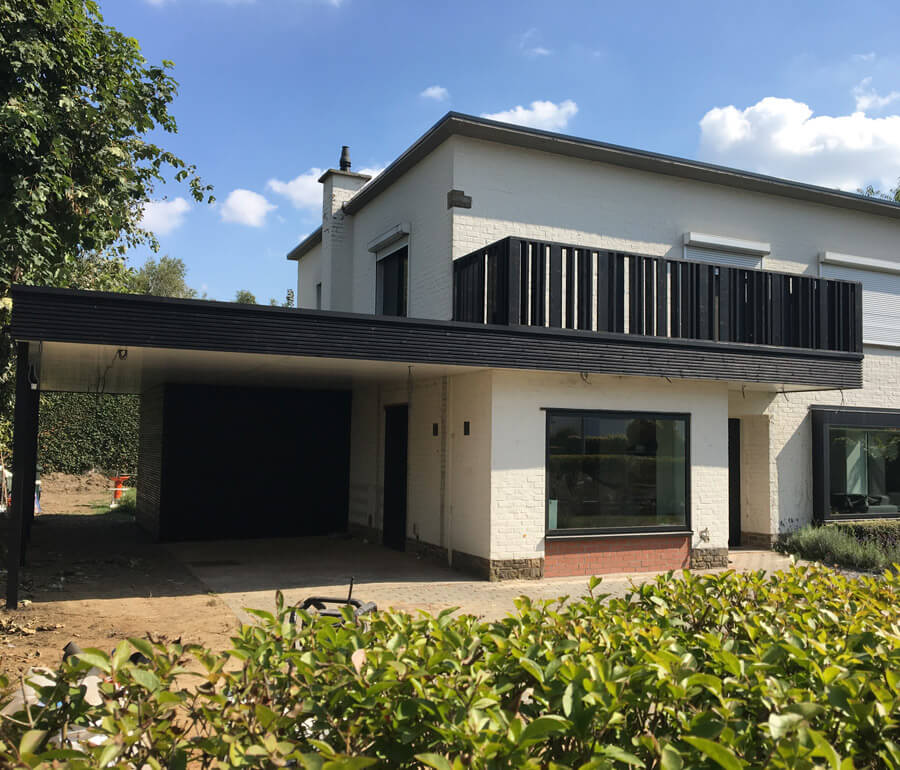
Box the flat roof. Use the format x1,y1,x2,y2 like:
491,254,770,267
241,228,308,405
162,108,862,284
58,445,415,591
11,285,861,392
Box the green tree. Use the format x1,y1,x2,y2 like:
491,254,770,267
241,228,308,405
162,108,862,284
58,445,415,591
234,289,257,304
130,256,198,298
860,181,900,202
268,289,295,307
0,0,212,455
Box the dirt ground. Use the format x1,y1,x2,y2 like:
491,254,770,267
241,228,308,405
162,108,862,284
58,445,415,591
1,474,239,681
36,470,111,514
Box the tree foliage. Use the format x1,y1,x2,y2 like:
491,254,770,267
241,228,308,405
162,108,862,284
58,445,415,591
0,0,211,456
234,289,257,304
860,181,900,202
129,255,198,298
0,0,212,294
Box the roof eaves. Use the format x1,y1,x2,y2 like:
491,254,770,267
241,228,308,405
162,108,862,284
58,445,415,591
342,111,900,221
286,227,322,261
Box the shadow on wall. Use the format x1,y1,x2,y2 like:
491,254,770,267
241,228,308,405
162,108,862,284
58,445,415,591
775,411,813,534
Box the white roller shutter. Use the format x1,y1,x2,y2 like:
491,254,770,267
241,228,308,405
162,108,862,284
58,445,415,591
684,245,763,269
820,263,900,347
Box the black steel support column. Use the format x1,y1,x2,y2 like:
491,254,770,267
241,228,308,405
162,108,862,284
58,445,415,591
6,342,38,609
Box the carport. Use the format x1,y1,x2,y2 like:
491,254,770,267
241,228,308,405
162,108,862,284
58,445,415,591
6,284,861,607
4,285,493,608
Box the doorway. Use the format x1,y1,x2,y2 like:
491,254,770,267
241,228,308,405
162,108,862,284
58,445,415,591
728,418,741,547
383,404,408,550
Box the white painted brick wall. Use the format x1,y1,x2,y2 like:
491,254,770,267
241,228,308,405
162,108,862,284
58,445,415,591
739,414,771,536
449,136,900,272
489,370,729,560
764,348,900,533
448,370,493,560
347,143,454,318
314,130,900,552
296,243,321,309
348,372,488,559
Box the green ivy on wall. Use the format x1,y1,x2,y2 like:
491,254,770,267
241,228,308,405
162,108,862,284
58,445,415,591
37,393,138,476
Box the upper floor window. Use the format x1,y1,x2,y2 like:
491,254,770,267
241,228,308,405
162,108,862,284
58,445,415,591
820,252,900,348
378,246,408,317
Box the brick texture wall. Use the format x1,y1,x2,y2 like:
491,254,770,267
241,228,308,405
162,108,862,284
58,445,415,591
545,535,690,577
490,370,730,561
765,348,900,533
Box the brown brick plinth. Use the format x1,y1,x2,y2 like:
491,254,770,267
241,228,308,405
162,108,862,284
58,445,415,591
544,534,690,576
689,547,730,569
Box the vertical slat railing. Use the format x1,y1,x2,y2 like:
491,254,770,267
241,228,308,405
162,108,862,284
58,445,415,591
453,236,863,353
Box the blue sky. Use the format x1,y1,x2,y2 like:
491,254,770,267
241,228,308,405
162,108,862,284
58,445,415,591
106,0,900,303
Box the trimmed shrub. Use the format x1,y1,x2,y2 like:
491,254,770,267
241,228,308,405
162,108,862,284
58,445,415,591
831,520,900,551
37,393,138,476
2,564,900,767
777,522,900,572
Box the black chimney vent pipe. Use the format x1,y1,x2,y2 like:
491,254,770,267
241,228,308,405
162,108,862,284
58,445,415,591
339,146,351,172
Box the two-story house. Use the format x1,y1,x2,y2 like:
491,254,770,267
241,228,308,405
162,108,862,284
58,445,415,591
286,112,899,578
6,112,899,605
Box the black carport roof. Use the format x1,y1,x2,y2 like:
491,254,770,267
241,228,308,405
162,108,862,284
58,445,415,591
10,285,861,392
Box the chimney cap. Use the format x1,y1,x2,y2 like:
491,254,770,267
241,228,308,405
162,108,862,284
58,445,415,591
339,145,351,172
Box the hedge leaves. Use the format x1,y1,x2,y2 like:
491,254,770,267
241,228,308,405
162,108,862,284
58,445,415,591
2,563,900,767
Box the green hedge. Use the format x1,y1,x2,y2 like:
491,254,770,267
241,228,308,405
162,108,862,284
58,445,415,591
2,564,900,767
777,521,900,571
831,519,900,550
37,393,138,476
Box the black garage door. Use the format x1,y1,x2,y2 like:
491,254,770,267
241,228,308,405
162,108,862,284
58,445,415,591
143,384,351,541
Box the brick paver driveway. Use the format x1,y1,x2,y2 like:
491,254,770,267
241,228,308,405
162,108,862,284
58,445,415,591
168,536,794,624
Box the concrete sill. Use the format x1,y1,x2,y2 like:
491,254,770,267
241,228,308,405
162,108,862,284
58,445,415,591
545,530,693,541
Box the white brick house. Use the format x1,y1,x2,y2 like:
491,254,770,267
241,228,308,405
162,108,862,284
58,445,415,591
286,112,900,578
7,113,899,601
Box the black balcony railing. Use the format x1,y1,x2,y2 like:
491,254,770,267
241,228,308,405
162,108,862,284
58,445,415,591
452,237,863,353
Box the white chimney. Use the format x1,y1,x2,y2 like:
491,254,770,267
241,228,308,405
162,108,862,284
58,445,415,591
318,146,371,310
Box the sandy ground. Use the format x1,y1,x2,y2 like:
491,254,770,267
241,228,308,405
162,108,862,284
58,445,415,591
37,470,112,514
0,474,239,681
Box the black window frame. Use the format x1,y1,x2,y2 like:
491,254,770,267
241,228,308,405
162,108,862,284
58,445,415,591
544,407,692,538
377,245,408,318
811,405,900,522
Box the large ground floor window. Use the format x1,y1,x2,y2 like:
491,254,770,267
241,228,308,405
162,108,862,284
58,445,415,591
812,407,900,521
546,409,690,535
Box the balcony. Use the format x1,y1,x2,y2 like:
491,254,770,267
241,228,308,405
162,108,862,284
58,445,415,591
452,237,863,354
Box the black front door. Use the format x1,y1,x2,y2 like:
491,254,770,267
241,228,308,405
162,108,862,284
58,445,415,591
383,404,408,550
728,418,741,548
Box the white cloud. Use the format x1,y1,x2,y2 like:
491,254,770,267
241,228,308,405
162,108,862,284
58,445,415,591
699,95,900,191
220,189,276,227
140,197,190,235
420,85,450,102
852,52,876,62
267,168,324,211
268,166,385,211
482,100,578,131
853,77,900,112
518,28,551,57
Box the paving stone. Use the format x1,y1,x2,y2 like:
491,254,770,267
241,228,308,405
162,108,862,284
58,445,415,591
168,537,795,624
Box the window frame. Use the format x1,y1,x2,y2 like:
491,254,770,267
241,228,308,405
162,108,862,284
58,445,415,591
544,407,692,538
377,245,409,317
811,405,900,522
